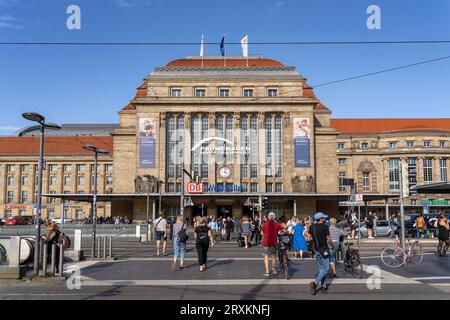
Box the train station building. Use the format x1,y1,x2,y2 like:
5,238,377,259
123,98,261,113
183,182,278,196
1,55,450,222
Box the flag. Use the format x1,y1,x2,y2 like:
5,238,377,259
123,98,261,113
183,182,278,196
200,34,204,57
241,35,248,57
220,35,225,57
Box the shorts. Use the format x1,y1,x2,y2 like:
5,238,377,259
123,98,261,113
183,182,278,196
366,224,374,230
156,231,166,241
262,246,277,257
350,225,356,231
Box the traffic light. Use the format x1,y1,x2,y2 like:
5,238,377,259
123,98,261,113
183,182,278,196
261,197,268,210
401,163,410,198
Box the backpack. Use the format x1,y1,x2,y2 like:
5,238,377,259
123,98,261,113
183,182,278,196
197,227,209,245
58,232,71,249
177,224,189,243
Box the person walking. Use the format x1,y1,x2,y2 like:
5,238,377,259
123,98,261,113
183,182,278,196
208,217,218,242
373,213,378,237
240,216,251,249
307,212,333,295
154,212,168,257
194,217,214,272
365,211,375,239
415,213,427,238
224,216,233,241
389,214,398,238
291,219,307,260
349,211,358,239
260,212,284,277
41,221,61,274
171,216,188,271
437,214,449,257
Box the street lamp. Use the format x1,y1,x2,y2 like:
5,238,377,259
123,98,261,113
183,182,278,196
21,112,61,276
83,144,109,259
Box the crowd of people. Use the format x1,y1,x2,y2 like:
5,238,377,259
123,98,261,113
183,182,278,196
149,210,449,295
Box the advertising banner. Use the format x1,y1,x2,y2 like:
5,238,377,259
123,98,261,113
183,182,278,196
139,118,157,168
293,118,311,167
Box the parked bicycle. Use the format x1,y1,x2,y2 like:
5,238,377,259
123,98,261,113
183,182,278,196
381,238,423,268
334,242,363,279
277,232,292,280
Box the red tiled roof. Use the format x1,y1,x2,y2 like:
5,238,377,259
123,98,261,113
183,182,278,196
134,83,147,98
122,102,136,111
0,136,113,156
166,58,284,67
331,119,450,134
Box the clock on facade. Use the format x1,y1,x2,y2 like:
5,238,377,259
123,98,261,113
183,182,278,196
219,166,231,178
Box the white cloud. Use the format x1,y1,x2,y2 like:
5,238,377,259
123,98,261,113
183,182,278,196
0,126,20,131
0,14,22,29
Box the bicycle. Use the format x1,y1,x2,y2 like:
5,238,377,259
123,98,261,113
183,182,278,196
335,242,364,279
381,238,423,268
277,233,291,280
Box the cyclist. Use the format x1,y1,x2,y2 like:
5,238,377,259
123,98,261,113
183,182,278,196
437,214,449,257
328,217,344,277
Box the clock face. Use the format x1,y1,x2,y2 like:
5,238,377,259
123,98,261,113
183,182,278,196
219,166,231,178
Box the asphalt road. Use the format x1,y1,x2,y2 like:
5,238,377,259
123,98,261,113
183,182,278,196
0,239,448,300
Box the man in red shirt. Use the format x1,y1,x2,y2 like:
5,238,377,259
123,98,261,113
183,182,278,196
261,212,284,277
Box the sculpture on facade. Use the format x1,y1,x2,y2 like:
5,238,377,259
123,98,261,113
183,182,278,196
160,113,166,128
208,112,216,128
292,175,315,193
283,112,290,128
185,113,191,129
134,175,158,193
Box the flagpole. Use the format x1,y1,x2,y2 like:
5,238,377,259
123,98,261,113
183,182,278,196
224,34,226,67
201,34,204,68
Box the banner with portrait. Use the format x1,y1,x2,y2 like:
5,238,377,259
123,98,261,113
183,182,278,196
293,118,311,168
139,118,157,168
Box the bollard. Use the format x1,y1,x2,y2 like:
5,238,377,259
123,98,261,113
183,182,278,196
103,235,107,259
108,236,112,259
51,244,56,275
39,240,44,268
97,236,101,259
42,244,48,277
59,244,64,278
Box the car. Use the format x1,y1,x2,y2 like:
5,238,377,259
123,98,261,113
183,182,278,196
357,220,391,237
4,216,28,226
27,217,44,225
0,218,5,226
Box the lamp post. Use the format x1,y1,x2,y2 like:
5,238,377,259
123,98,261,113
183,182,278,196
158,180,164,218
143,175,154,242
83,145,109,258
21,112,61,276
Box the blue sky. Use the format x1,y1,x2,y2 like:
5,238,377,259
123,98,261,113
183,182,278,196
1,0,450,135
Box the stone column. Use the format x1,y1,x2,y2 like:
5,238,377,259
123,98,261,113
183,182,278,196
257,112,265,193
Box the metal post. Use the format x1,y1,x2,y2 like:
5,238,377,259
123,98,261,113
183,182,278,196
180,165,185,218
159,181,162,216
39,240,44,267
42,243,48,276
357,205,361,249
103,235,107,259
33,124,45,276
399,161,406,250
51,244,56,275
59,245,64,277
146,182,150,242
385,199,390,220
92,151,98,259
97,235,101,259
108,235,112,259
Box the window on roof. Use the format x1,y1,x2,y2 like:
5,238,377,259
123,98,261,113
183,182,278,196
243,89,253,97
440,141,446,148
406,141,415,148
171,89,182,97
361,142,369,150
388,142,398,149
195,89,206,97
219,89,230,97
424,141,431,147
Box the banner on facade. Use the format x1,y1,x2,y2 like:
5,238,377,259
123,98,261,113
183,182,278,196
139,118,157,168
293,118,311,167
